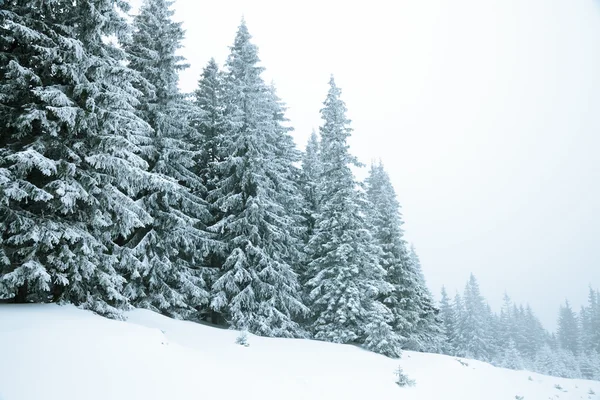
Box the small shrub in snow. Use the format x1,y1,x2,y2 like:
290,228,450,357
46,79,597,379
589,389,596,395
515,395,524,400
456,359,469,367
395,366,415,387
235,330,249,347
528,376,533,381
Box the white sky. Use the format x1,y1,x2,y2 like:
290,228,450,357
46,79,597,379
131,0,600,329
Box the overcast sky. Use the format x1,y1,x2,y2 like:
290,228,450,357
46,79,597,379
131,0,600,329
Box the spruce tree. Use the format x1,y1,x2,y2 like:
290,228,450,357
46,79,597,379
522,304,546,358
208,20,308,337
458,274,493,360
299,131,321,246
583,287,600,353
192,58,226,322
439,286,456,355
0,0,160,316
452,292,466,356
557,300,580,355
498,292,514,345
122,0,213,319
405,245,443,352
363,161,415,349
304,76,395,354
193,58,225,199
500,339,524,370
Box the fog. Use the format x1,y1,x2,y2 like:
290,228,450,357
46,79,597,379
130,0,600,329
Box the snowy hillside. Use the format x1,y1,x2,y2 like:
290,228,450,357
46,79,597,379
0,305,598,400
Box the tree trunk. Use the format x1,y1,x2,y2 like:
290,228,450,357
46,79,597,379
14,282,28,303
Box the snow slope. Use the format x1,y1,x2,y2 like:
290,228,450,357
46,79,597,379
0,305,598,400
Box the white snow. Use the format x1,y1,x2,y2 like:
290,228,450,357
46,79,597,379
0,304,598,400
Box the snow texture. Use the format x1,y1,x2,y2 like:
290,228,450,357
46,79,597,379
0,304,598,400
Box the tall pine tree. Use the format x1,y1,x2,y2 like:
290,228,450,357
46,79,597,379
456,274,493,360
0,0,160,317
122,0,214,319
439,286,456,355
299,131,321,247
557,300,580,355
207,20,308,337
304,77,396,356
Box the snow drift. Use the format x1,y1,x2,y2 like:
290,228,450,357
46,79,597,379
0,304,598,400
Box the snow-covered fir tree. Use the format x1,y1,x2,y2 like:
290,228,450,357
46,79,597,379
535,344,568,378
299,131,321,247
207,20,308,337
581,287,600,353
557,300,580,356
404,245,443,352
304,77,396,355
191,58,227,322
500,339,524,370
522,304,546,358
0,0,160,317
363,161,414,349
451,292,466,355
439,286,456,355
456,274,494,360
122,0,214,319
193,58,225,199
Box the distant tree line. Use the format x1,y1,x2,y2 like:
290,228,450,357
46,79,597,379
439,275,600,380
0,0,596,383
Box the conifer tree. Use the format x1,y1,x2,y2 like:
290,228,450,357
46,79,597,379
299,131,321,245
304,77,395,354
193,58,225,199
192,58,226,322
582,287,600,353
522,304,546,358
458,274,493,360
535,345,567,378
500,339,524,370
405,245,443,352
557,300,580,355
363,162,414,348
0,0,160,316
452,292,466,356
122,0,213,319
208,20,308,337
439,286,456,355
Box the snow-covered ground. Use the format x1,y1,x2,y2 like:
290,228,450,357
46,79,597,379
0,305,598,400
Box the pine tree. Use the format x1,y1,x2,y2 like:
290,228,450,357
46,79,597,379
485,303,501,360
304,76,395,354
0,0,161,316
458,274,493,360
193,58,225,199
439,286,456,355
535,344,567,378
122,0,214,319
299,131,321,246
583,287,600,353
557,300,580,355
207,20,308,337
192,58,226,322
500,339,524,370
522,304,546,359
452,292,466,356
364,162,424,350
405,245,443,352
498,292,514,345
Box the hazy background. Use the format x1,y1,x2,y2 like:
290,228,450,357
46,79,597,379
130,0,600,329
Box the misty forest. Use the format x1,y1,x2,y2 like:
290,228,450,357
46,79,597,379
1,0,599,389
